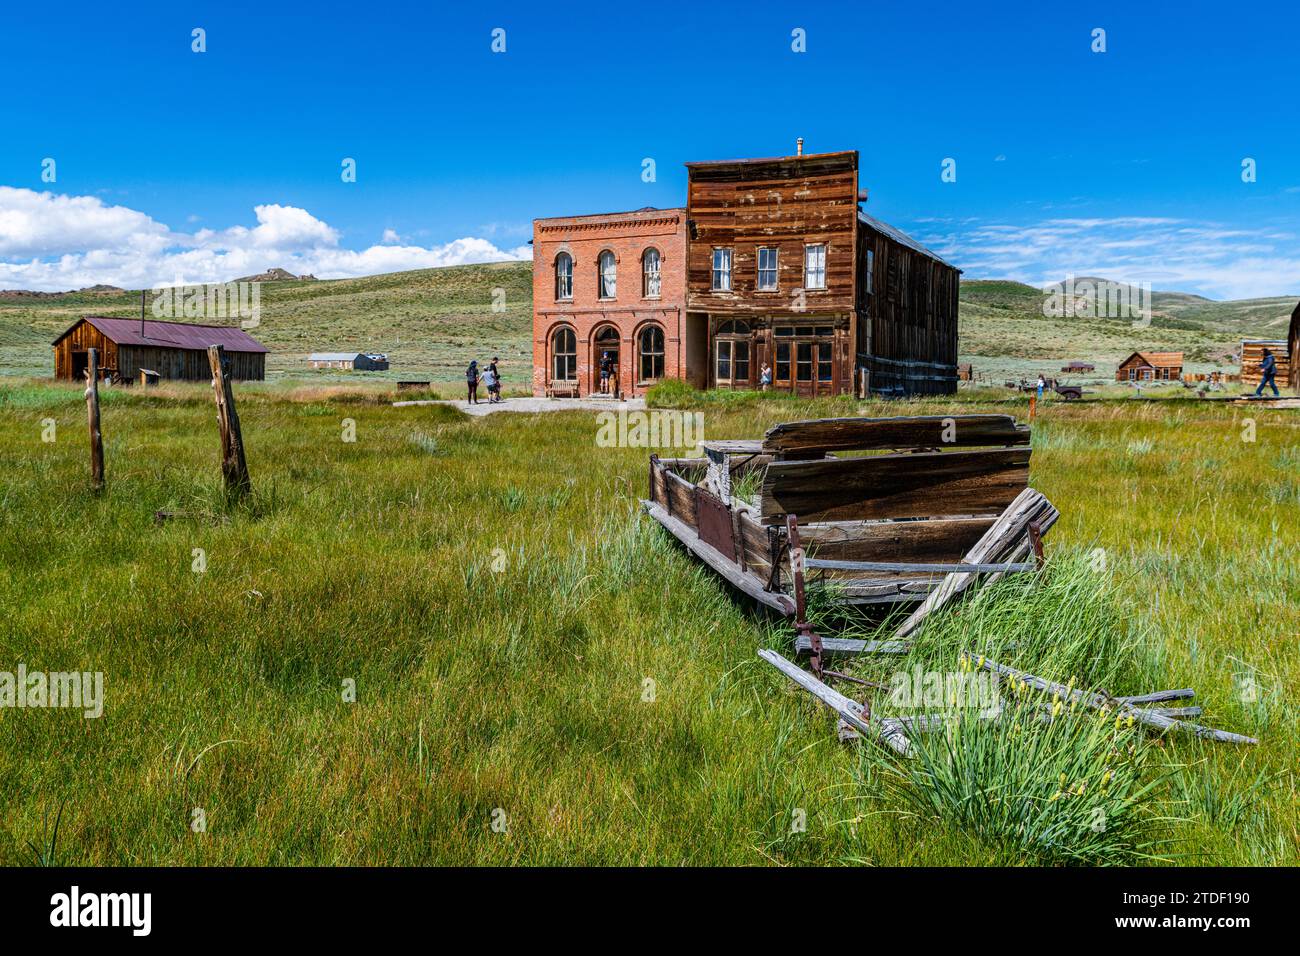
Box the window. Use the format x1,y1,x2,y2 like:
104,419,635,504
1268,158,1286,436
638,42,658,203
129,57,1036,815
554,252,573,300
639,325,665,381
551,327,577,381
775,342,791,382
642,249,661,298
716,320,750,336
864,249,874,295
757,247,778,290
715,341,749,384
712,248,732,291
804,244,826,290
796,342,813,382
598,250,617,299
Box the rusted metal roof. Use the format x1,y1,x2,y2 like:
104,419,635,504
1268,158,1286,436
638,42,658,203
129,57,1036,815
1125,350,1183,368
858,211,955,269
53,316,268,353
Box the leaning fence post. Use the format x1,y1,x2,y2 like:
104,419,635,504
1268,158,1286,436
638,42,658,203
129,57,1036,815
85,347,105,491
786,514,823,676
207,344,251,499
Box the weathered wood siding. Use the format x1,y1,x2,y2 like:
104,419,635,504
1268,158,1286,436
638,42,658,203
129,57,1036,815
855,222,960,395
52,321,118,380
1240,340,1289,388
685,152,858,314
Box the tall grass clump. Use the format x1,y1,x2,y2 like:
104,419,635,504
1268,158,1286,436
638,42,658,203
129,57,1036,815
846,553,1177,863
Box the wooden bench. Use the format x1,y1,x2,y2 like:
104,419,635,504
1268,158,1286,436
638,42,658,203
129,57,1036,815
546,381,580,398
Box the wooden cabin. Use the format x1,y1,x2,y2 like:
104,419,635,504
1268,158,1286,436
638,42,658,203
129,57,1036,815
1240,339,1289,390
53,316,267,383
1061,360,1095,373
1116,350,1182,382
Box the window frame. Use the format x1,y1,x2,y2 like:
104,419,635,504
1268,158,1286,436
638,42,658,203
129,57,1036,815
551,326,577,382
757,246,779,292
711,247,733,292
598,250,617,300
804,243,827,291
642,248,662,299
554,252,573,301
637,323,665,383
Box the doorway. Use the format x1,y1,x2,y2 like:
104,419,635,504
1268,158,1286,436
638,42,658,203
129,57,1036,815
72,350,89,381
713,320,752,389
771,324,836,396
593,325,621,395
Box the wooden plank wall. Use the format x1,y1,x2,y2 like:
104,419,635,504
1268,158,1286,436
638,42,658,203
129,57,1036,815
685,153,858,315
119,345,265,381
1240,340,1289,388
855,224,960,395
52,322,118,380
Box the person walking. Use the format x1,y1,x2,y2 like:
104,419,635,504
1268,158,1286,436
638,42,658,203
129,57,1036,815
488,357,502,403
1036,374,1046,401
759,363,772,392
599,352,612,394
1255,348,1280,397
480,362,497,403
466,360,480,405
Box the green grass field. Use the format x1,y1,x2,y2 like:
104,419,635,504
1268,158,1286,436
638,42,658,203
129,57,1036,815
1,379,1295,865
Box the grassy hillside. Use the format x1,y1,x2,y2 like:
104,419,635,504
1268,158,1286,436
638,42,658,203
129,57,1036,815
1,265,1293,388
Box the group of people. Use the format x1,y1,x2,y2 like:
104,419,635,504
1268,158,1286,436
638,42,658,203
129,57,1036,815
465,357,503,405
598,352,620,396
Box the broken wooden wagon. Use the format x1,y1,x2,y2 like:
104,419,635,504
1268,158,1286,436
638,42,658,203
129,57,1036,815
642,414,1055,618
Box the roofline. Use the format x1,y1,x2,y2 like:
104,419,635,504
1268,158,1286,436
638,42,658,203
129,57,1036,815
52,315,267,348
533,207,685,226
684,150,857,168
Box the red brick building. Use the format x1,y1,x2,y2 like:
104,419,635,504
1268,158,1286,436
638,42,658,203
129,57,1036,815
531,207,689,398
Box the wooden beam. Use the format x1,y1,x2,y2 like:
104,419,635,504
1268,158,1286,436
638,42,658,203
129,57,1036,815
976,656,1257,746
805,557,1037,573
794,635,910,655
208,345,251,499
84,347,104,491
758,649,912,755
894,489,1057,639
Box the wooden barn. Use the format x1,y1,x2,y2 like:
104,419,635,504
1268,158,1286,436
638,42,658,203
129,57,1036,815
1240,339,1290,390
53,316,268,383
1116,350,1183,382
1061,360,1095,373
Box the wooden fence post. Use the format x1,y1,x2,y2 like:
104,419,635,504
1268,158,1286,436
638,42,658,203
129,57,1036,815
207,344,251,499
85,347,105,491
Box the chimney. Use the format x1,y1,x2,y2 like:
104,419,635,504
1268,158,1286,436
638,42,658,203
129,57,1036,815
796,137,804,157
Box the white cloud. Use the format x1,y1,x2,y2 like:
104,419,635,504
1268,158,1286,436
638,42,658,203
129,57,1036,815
916,215,1300,300
0,187,531,292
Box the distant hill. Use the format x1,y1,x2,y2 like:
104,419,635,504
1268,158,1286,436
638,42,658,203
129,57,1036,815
0,264,1292,385
232,267,318,283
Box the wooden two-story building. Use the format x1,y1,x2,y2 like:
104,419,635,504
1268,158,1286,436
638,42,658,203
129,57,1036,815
532,146,960,398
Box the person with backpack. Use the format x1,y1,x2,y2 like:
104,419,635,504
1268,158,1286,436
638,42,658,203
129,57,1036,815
466,360,480,405
487,357,502,403
1255,348,1280,397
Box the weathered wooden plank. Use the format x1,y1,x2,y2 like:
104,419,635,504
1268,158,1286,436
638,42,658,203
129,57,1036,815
794,635,910,655
806,557,1036,573
762,414,1028,457
1117,689,1195,704
760,448,1030,524
758,648,912,755
797,515,996,570
976,656,1257,746
84,347,104,491
894,489,1055,639
642,501,794,614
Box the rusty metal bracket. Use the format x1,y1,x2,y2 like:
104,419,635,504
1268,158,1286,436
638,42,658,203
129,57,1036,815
786,514,824,677
1028,519,1045,569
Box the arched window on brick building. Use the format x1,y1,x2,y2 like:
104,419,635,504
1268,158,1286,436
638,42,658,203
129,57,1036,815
551,326,577,382
598,250,617,299
642,248,661,298
555,252,573,300
638,324,665,382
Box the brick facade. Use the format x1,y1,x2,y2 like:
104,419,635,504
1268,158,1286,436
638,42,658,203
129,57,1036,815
532,208,687,398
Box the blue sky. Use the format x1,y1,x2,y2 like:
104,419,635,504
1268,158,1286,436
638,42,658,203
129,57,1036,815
2,0,1298,297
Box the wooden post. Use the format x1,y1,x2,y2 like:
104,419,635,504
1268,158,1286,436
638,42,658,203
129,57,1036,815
1028,394,1037,420
207,345,251,499
85,347,105,491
